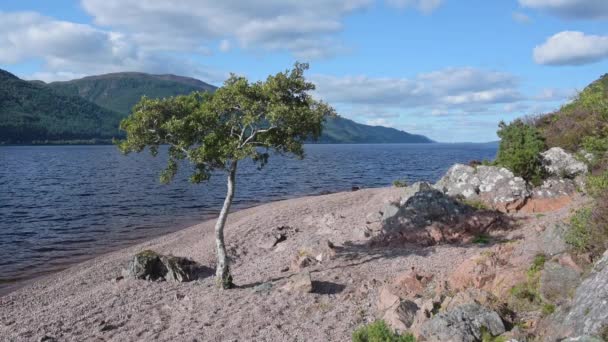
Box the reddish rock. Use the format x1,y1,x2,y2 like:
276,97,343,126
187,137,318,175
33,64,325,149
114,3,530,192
519,195,573,213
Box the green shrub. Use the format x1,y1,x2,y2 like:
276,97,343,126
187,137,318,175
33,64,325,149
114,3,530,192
472,234,491,244
462,199,490,211
586,171,608,198
542,303,556,316
352,320,415,342
393,180,408,188
494,120,546,185
566,207,593,253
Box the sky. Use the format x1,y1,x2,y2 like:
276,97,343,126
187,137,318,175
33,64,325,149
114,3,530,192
0,0,607,142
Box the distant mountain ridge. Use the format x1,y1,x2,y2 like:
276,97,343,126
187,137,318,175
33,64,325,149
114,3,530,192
0,69,434,144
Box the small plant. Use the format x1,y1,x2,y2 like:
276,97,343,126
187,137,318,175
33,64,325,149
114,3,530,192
541,303,556,316
586,171,608,198
461,198,490,210
481,327,507,342
566,207,592,252
393,179,408,188
352,320,415,342
473,234,491,245
528,254,547,277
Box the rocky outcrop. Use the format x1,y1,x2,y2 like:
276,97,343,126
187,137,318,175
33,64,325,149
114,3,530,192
279,271,313,293
539,261,581,305
379,189,502,246
541,147,588,178
544,251,608,340
435,164,530,212
419,303,506,342
126,250,204,282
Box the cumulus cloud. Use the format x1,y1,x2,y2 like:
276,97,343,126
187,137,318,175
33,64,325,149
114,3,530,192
312,67,523,108
533,31,608,65
81,0,372,59
519,0,608,20
386,0,444,13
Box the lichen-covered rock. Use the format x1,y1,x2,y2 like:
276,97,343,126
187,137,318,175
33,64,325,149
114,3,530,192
547,251,608,339
398,181,433,206
126,250,202,282
538,223,569,257
434,164,530,212
420,303,506,342
541,147,588,178
539,261,581,305
533,178,577,198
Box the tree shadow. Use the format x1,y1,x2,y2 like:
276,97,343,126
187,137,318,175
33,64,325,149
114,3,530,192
312,281,346,295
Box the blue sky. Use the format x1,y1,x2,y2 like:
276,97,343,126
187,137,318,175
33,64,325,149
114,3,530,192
1,0,607,142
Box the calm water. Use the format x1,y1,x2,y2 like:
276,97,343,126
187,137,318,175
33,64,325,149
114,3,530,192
0,143,496,293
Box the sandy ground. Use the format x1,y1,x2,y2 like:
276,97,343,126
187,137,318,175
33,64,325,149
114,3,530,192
0,187,582,342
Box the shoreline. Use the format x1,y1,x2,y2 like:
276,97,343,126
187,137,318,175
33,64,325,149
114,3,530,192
0,187,365,297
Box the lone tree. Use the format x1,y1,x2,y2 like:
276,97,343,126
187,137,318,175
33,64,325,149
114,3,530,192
116,63,334,288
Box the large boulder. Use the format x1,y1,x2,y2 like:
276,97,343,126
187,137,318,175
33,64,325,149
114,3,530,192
379,189,501,246
435,164,530,212
419,303,506,342
544,251,608,339
126,250,202,282
541,147,588,178
539,261,581,305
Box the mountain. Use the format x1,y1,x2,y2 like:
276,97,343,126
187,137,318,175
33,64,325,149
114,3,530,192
0,69,123,144
48,72,216,115
0,69,434,144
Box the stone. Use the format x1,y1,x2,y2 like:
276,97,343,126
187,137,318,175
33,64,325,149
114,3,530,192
399,181,433,206
280,272,312,293
297,237,336,262
126,250,203,282
378,189,501,246
258,226,291,249
290,255,318,272
435,164,530,212
252,282,273,293
563,336,604,342
539,223,569,257
541,147,588,178
547,251,608,338
388,271,433,300
383,299,419,332
420,303,506,342
539,261,581,305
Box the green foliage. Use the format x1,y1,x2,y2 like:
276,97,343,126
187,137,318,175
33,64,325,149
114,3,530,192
535,74,608,155
117,63,333,184
508,254,547,312
528,254,547,277
566,207,593,252
462,199,490,211
352,320,415,342
541,303,556,316
586,171,608,198
0,69,123,144
494,119,546,185
472,234,491,244
393,179,408,188
481,327,507,342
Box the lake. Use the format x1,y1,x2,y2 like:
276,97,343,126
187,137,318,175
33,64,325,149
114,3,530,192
0,143,497,294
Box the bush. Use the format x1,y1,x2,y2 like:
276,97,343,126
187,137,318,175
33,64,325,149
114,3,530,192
586,171,608,198
352,320,415,342
494,120,546,185
393,180,408,188
566,207,593,253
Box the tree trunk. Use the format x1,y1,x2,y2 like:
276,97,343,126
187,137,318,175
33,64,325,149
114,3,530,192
214,160,237,289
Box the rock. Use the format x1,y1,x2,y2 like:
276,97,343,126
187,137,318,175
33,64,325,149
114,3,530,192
127,250,167,281
258,226,291,249
290,255,318,272
563,336,604,342
126,250,202,282
252,282,273,293
441,289,497,313
381,203,400,223
280,272,312,293
533,178,577,198
538,223,569,257
398,181,433,206
539,261,581,305
378,189,501,246
383,299,419,332
377,286,401,312
435,164,530,212
387,271,433,300
420,303,506,342
547,251,608,339
297,237,336,262
541,147,588,178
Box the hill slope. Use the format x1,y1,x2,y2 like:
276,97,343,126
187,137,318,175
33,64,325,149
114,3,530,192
0,70,123,144
0,69,433,144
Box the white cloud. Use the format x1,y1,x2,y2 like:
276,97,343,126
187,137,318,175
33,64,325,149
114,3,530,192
81,0,372,59
219,39,231,53
533,31,608,65
386,0,444,13
512,12,532,23
312,67,523,108
519,0,608,20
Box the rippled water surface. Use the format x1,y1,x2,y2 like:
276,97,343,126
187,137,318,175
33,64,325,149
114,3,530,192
0,143,497,293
